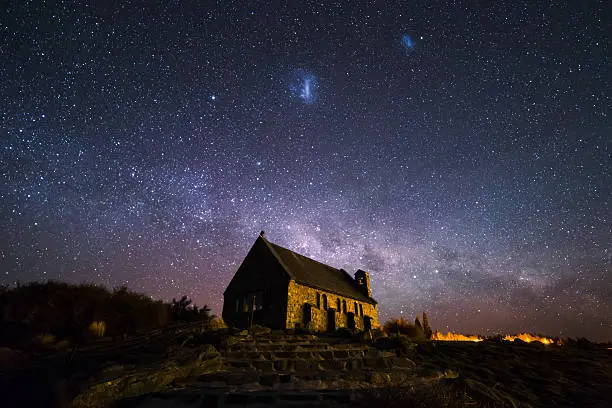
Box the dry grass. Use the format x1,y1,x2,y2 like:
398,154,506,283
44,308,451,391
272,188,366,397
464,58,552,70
88,321,106,337
406,340,612,407
355,383,497,408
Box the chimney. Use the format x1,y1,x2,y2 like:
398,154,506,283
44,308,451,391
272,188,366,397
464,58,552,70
354,269,372,298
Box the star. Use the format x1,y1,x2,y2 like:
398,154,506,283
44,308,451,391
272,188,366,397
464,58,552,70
0,1,609,341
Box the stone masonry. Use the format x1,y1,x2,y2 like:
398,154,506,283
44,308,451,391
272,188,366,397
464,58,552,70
286,281,379,331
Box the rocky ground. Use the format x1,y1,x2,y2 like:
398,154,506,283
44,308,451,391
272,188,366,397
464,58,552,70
1,327,611,407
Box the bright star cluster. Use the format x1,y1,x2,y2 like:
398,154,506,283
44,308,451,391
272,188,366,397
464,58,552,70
1,2,610,341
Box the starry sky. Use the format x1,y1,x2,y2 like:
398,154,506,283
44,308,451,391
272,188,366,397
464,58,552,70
1,1,610,341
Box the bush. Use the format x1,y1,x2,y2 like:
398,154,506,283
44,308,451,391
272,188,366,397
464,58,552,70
88,321,106,337
383,317,411,334
208,318,227,331
383,318,427,341
375,334,417,355
33,333,56,346
564,337,596,349
171,296,212,324
0,281,213,347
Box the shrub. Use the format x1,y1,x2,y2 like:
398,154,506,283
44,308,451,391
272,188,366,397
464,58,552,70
0,281,213,347
383,318,411,334
33,333,56,346
208,318,227,331
171,296,212,324
383,318,427,341
88,321,106,337
374,334,417,354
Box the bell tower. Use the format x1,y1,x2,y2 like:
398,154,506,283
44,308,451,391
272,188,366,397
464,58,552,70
354,269,372,298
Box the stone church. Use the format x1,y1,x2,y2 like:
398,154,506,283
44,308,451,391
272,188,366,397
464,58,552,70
222,232,379,332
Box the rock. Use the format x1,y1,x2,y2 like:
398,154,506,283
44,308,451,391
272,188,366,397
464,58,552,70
366,371,391,385
0,347,24,370
197,344,219,362
219,334,243,350
394,357,416,368
259,373,280,387
463,378,507,404
252,360,274,371
274,359,289,371
250,325,272,335
72,351,223,408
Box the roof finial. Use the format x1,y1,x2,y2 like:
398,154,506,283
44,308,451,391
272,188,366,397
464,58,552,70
259,230,265,238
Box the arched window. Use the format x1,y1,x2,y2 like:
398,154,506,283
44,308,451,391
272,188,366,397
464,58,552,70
316,293,321,308
336,298,341,310
322,294,328,310
342,300,347,314
359,304,363,316
354,302,358,314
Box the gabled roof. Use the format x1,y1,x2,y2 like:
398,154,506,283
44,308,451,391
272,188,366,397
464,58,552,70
260,236,377,304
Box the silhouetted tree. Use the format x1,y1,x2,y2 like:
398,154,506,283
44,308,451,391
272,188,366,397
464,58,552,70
171,295,212,323
415,316,422,330
0,281,207,347
422,312,432,339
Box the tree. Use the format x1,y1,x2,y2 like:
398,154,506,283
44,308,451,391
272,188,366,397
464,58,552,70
171,296,212,323
414,316,422,330
422,312,432,339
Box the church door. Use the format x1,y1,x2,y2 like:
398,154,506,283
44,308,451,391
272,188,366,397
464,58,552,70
327,308,336,332
303,303,312,329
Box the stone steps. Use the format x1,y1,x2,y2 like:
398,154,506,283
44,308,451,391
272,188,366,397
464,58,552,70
224,348,380,360
227,342,367,353
197,367,416,388
223,355,410,372
125,333,419,407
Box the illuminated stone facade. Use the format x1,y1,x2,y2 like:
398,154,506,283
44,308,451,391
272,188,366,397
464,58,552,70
285,280,379,331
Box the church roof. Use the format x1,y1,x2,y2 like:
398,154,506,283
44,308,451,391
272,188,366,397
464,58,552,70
260,236,377,304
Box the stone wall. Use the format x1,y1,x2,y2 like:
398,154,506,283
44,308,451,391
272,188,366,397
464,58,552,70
285,280,379,331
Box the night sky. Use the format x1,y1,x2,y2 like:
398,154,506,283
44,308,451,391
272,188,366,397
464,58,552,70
1,2,610,341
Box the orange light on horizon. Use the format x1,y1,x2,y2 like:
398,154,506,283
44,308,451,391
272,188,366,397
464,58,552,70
432,331,483,342
503,333,554,345
431,331,556,345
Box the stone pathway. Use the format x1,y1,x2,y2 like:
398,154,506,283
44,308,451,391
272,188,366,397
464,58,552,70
122,332,419,408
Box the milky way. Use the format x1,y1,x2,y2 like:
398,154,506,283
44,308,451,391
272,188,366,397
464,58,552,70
1,1,610,341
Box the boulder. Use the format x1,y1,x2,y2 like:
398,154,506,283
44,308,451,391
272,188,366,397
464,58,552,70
71,344,223,408
0,347,25,370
